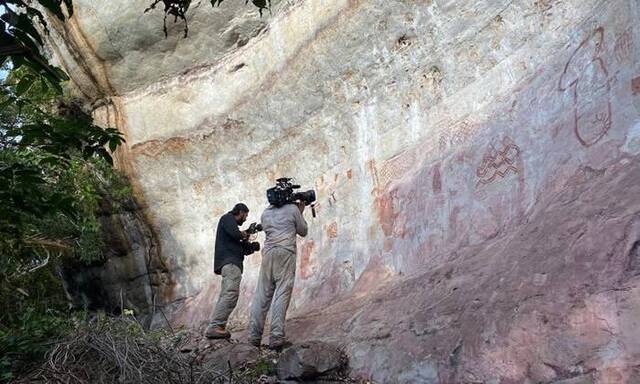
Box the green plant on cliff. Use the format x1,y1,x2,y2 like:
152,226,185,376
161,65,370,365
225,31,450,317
0,1,132,380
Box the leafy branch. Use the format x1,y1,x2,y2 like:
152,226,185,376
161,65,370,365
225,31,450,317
0,0,74,92
145,0,272,38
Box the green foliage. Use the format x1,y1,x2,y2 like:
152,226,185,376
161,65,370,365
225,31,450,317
1,66,124,165
0,0,73,92
0,308,72,381
251,357,276,377
0,2,132,380
0,148,132,380
0,65,127,262
0,250,71,380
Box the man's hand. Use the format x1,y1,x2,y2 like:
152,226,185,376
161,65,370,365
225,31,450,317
240,230,249,240
296,201,305,214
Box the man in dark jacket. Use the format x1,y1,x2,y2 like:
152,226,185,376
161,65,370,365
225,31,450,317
205,203,250,339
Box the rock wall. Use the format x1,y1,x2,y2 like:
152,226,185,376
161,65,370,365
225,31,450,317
45,0,640,381
60,197,173,325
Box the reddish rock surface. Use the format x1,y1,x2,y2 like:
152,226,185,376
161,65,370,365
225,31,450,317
285,156,640,383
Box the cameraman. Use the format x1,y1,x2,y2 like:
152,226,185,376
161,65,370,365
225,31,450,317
248,201,307,349
205,203,251,339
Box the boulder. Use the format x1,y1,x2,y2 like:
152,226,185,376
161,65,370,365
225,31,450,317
201,342,260,372
552,374,594,384
276,341,345,380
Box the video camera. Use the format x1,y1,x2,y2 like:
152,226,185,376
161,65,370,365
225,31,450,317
241,222,263,255
266,178,317,217
246,222,263,235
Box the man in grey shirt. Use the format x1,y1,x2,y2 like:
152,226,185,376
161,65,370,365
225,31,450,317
248,201,307,349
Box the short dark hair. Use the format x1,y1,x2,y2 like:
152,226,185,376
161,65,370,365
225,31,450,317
231,203,249,215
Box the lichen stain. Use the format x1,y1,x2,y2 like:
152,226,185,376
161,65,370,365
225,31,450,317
632,76,640,95
449,206,461,233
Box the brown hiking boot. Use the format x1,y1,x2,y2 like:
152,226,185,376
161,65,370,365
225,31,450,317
205,325,230,339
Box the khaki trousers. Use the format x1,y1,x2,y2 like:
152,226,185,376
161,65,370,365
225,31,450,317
210,263,242,328
248,247,296,344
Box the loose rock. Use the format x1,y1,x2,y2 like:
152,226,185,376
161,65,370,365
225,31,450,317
276,341,345,380
552,374,594,384
201,342,261,372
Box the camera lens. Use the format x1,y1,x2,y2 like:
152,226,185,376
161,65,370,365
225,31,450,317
301,190,316,205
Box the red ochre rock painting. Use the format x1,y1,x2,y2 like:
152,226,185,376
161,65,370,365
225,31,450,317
326,221,338,238
132,136,190,157
632,76,640,96
373,190,398,237
368,159,402,241
614,28,633,63
476,136,521,186
298,240,315,280
558,27,612,147
438,119,478,152
285,155,640,383
378,150,417,188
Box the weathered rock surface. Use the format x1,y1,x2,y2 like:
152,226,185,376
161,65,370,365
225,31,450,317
45,0,640,382
59,198,174,324
284,154,640,383
553,374,595,384
201,342,261,372
276,341,345,380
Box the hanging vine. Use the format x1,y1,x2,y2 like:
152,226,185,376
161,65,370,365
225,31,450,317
145,0,272,38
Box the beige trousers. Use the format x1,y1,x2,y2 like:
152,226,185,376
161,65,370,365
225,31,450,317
210,263,242,328
248,247,296,345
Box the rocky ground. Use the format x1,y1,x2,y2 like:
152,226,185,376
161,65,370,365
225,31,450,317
17,316,364,384
183,326,361,384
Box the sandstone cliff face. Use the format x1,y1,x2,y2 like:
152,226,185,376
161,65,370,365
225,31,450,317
59,198,173,325
46,0,640,381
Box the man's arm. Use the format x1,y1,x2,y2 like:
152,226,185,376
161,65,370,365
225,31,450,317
221,214,246,241
293,203,308,237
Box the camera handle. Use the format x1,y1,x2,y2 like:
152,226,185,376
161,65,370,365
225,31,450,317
311,203,317,218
